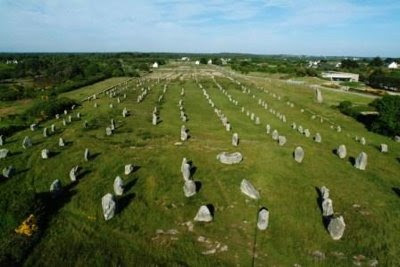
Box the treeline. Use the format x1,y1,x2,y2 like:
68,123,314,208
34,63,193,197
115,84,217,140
338,95,400,137
0,53,167,101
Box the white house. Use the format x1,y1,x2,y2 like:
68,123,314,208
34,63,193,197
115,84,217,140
335,62,342,68
207,59,212,65
181,57,189,61
152,62,159,68
308,60,320,68
195,60,200,65
388,62,398,69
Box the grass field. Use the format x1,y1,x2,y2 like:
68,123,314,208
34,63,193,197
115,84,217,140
1,64,399,266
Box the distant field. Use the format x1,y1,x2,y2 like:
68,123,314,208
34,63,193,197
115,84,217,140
1,64,399,266
0,99,34,116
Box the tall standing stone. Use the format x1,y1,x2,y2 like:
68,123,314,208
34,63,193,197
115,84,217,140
232,133,239,146
22,136,32,149
152,113,158,125
294,147,304,163
181,125,188,141
181,162,191,181
354,152,367,170
41,149,50,159
315,88,323,103
266,124,271,134
102,193,116,221
59,137,65,147
183,180,196,197
114,176,124,196
0,135,4,146
69,166,79,182
380,144,388,153
322,198,334,217
51,124,55,133
257,208,269,230
320,186,329,199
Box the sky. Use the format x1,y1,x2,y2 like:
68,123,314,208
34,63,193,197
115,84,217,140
0,0,399,57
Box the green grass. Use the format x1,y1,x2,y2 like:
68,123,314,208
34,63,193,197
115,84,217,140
1,64,400,266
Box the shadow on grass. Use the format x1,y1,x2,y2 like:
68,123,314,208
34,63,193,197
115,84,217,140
206,204,215,218
11,151,23,157
315,187,323,213
49,151,61,158
348,156,355,165
90,152,101,160
116,193,135,215
392,187,400,198
195,181,202,193
124,178,138,192
78,169,91,180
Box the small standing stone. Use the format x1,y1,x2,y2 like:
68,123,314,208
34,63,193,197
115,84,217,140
59,137,65,147
380,144,388,153
271,130,279,140
322,198,334,217
50,179,62,197
354,152,367,170
183,180,196,197
125,164,134,175
41,149,50,159
106,127,113,136
51,124,55,133
69,166,79,182
0,135,4,146
337,145,347,159
240,179,260,200
266,124,271,134
294,147,304,163
2,165,14,178
278,136,287,146
314,133,322,143
22,136,32,149
181,162,191,181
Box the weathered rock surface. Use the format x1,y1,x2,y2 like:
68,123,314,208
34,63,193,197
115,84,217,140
102,193,116,221
183,180,196,197
216,152,243,164
194,205,213,222
327,216,345,240
337,145,347,159
114,176,124,196
240,179,260,200
322,198,334,217
257,208,269,230
354,152,367,170
294,147,304,163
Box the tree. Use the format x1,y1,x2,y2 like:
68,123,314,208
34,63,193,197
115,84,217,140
341,59,359,69
370,95,400,136
200,58,207,64
369,57,383,67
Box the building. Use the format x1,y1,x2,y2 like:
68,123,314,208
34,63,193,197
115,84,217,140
388,62,398,69
152,62,159,68
207,59,212,65
321,71,359,82
181,57,189,61
195,60,200,65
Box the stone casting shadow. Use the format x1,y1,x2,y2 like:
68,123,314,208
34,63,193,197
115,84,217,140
116,193,136,215
315,187,332,229
331,149,337,156
90,152,101,160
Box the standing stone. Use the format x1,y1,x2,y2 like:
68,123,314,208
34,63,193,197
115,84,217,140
181,163,191,181
76,112,81,119
0,135,4,146
315,88,323,103
106,127,113,136
183,180,196,197
22,136,32,149
30,124,37,131
68,115,72,123
225,122,231,132
271,130,279,141
257,208,269,230
294,147,304,163
69,166,79,182
59,137,65,147
84,148,90,161
395,135,400,143
124,164,134,175
250,113,255,121
232,133,239,146
50,179,62,197
83,121,88,128
278,136,287,146
110,119,115,130
194,205,213,222
2,165,14,178
51,124,55,133
41,149,50,159
380,144,388,153
180,125,188,141
354,152,367,170
102,193,116,221
327,216,345,240
320,186,329,200
292,122,297,130
322,198,334,217
55,114,60,119
62,119,67,126
261,121,269,133
304,129,310,138
240,179,260,200
255,117,260,125
109,104,113,109
94,103,98,108
336,126,341,132
360,137,366,145
152,113,158,125
337,145,347,159
64,109,68,115
298,125,303,134
122,108,128,117
114,176,124,196
314,133,322,143
43,128,48,137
